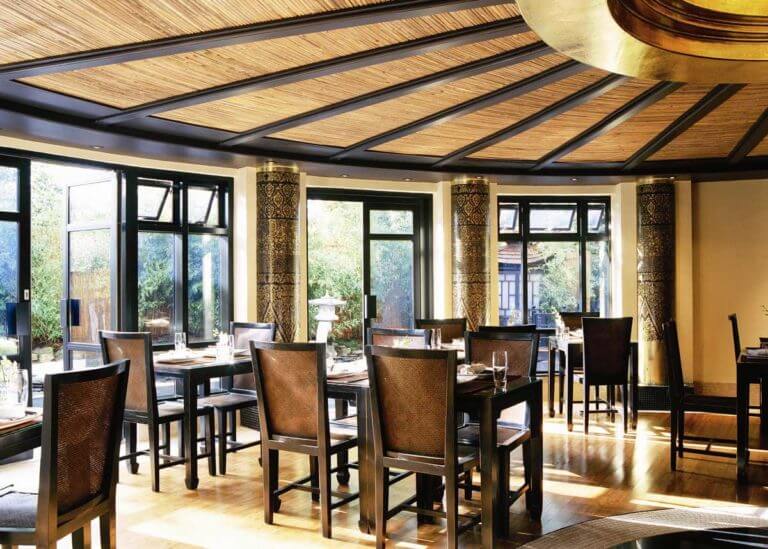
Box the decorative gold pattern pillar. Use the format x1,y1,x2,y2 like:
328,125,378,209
256,164,300,342
637,179,675,385
452,177,490,331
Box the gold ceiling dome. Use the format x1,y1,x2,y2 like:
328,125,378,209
517,0,768,82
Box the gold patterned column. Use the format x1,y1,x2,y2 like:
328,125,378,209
452,177,490,331
257,163,300,342
637,179,675,385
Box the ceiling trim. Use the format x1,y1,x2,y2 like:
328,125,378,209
728,106,768,165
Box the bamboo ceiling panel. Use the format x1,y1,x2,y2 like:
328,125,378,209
21,6,519,109
561,85,712,163
157,35,539,132
649,85,768,161
749,132,768,157
274,53,569,148
373,68,609,156
469,78,657,160
0,0,388,65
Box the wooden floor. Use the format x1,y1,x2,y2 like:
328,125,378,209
3,406,768,548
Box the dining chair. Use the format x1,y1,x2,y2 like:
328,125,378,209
479,324,537,333
576,317,633,434
250,341,359,539
0,360,129,549
366,346,479,549
459,331,540,530
199,321,275,474
553,313,598,415
728,314,766,419
415,318,466,343
99,330,216,492
367,327,431,348
664,320,737,470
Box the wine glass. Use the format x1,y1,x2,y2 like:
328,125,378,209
174,332,187,353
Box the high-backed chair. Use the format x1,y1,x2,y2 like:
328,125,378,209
99,331,216,492
200,321,275,474
664,320,736,470
0,361,129,549
366,346,479,549
250,341,359,539
367,327,431,348
415,318,466,344
576,318,633,434
728,314,742,360
459,331,540,530
479,324,537,334
559,311,599,331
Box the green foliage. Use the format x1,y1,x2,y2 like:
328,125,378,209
529,242,580,314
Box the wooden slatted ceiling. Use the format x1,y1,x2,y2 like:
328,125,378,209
560,85,712,163
373,69,609,156
648,85,768,161
749,132,768,157
157,34,538,132
273,53,569,147
468,78,658,160
21,5,518,109
0,0,387,65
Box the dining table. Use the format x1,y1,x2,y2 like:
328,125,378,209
0,414,42,461
548,335,639,431
736,350,768,482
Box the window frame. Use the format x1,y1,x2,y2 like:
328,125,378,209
497,195,611,326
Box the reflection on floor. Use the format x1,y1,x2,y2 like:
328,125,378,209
3,410,768,547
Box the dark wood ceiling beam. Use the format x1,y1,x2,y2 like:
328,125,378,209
432,73,626,168
533,81,683,170
0,0,512,79
728,106,768,164
623,83,745,171
330,59,587,161
96,17,528,126
220,41,552,147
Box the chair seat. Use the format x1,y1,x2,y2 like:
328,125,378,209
0,490,36,530
457,422,530,450
156,401,212,421
198,392,258,411
683,393,737,413
330,415,357,430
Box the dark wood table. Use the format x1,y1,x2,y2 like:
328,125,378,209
548,337,639,431
736,352,768,482
330,374,543,548
0,420,42,461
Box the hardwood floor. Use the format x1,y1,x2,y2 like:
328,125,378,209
3,407,768,547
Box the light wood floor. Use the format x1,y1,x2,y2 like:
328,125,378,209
3,405,768,548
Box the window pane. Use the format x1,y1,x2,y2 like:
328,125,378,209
0,167,18,212
587,241,611,315
370,210,413,235
588,203,607,233
70,350,102,369
69,230,111,344
499,203,519,234
188,234,225,343
138,232,177,345
529,204,577,233
370,240,414,328
138,180,173,222
0,221,19,355
527,242,581,327
69,177,115,225
188,187,219,226
498,241,523,326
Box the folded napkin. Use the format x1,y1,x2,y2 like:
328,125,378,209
746,348,768,357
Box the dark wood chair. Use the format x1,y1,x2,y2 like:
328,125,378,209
99,331,216,492
552,312,599,414
664,320,737,470
366,346,479,549
250,341,359,539
479,324,537,333
415,318,466,344
0,361,130,549
459,331,541,531
576,317,633,435
729,313,766,419
199,321,275,474
367,327,431,348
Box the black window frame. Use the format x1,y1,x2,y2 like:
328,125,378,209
497,195,612,327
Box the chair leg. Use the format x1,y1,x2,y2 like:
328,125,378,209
463,469,473,500
218,409,228,475
522,439,533,511
670,407,678,471
375,463,388,549
229,410,237,442
123,421,138,474
149,424,161,492
609,385,616,422
206,412,217,477
99,505,116,549
310,456,320,502
583,383,590,435
263,448,278,524
178,420,185,458
678,409,685,457
622,384,629,434
558,352,566,415
496,450,510,539
318,451,332,539
72,522,92,549
445,469,459,549
161,422,171,452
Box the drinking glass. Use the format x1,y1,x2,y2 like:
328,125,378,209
174,332,187,353
228,334,236,360
492,350,508,390
432,328,442,349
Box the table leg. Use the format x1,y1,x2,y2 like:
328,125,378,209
548,343,556,418
355,390,376,534
737,370,750,483
184,376,199,490
631,343,639,430
761,380,768,437
480,400,500,547
566,354,574,432
528,384,543,521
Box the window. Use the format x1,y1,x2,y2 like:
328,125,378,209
137,179,174,222
138,232,177,345
188,234,226,342
499,203,520,234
